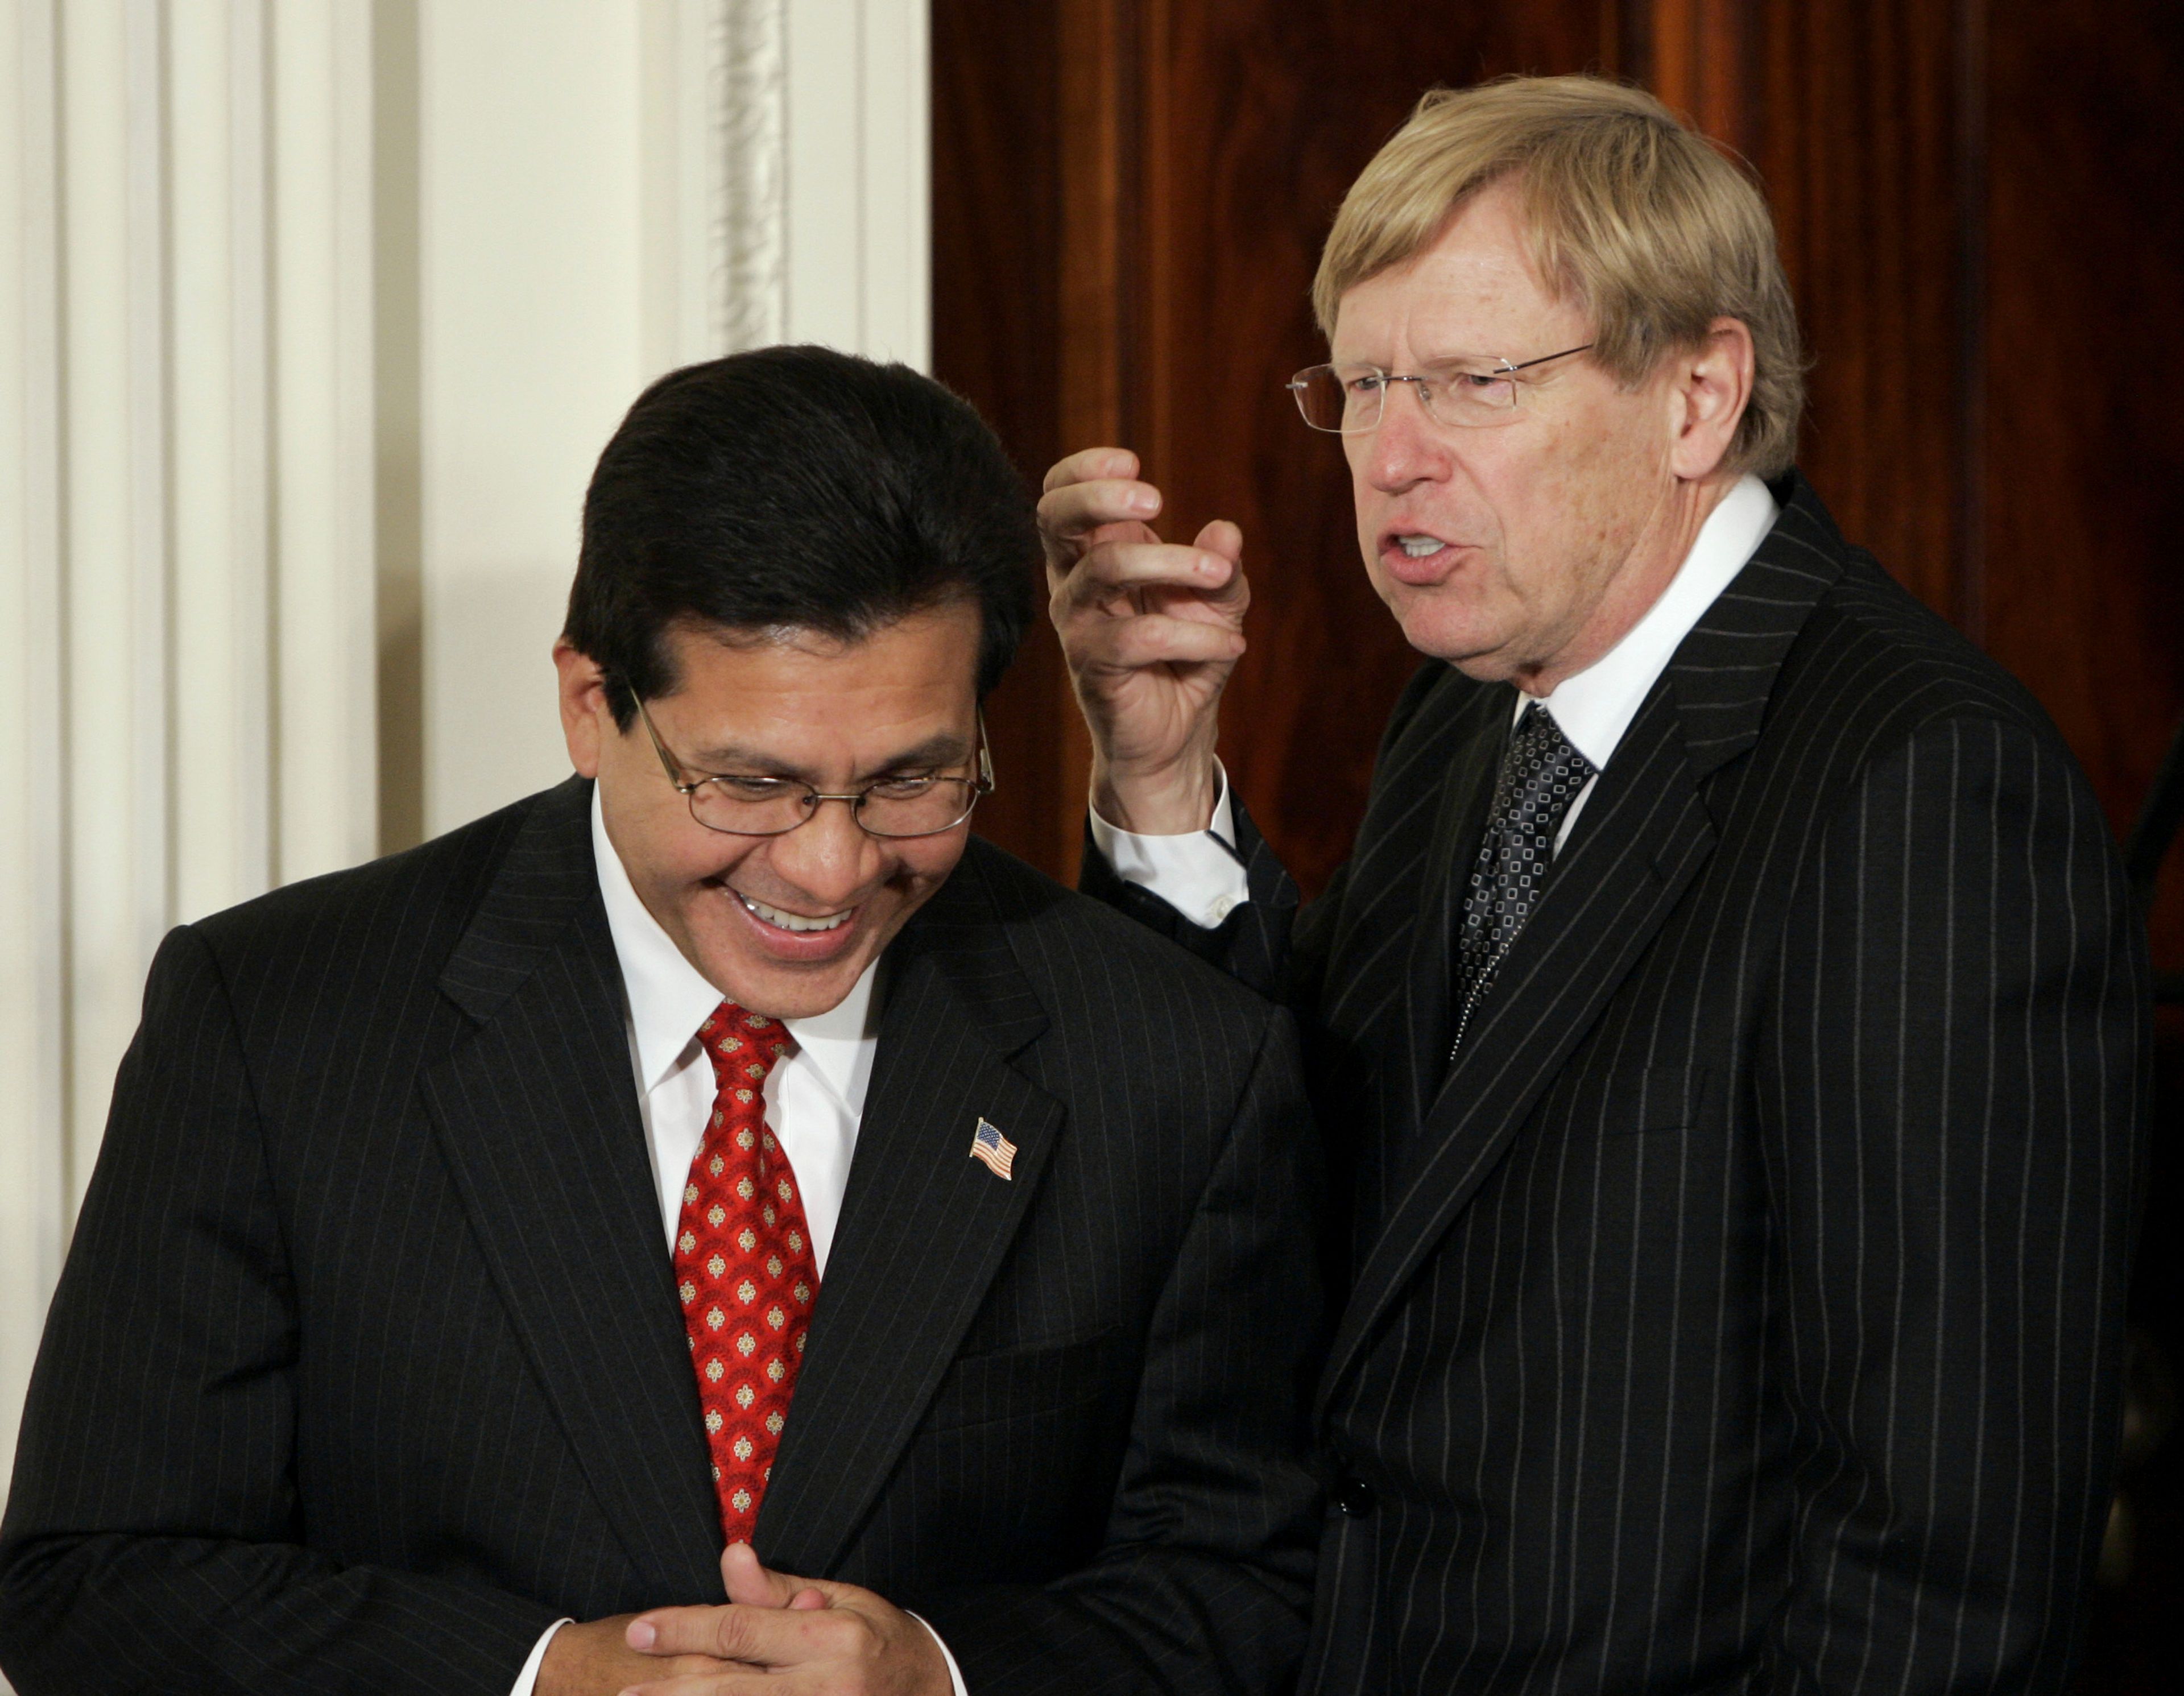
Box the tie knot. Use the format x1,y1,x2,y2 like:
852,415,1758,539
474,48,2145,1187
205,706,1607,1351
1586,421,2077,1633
696,1000,796,1087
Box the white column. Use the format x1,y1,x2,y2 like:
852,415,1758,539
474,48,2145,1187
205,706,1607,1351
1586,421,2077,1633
169,0,274,917
271,0,377,884
0,0,377,1502
0,0,75,1483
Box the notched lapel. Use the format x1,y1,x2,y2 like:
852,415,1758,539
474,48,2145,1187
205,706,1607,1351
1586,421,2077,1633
1322,690,1719,1413
1353,683,1514,1242
1320,475,1850,1413
758,868,1062,1577
422,780,726,1602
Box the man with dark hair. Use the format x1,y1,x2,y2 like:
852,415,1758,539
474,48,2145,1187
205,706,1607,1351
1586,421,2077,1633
0,346,1322,1696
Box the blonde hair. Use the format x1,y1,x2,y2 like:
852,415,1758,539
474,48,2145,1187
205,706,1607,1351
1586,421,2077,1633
1313,76,1805,477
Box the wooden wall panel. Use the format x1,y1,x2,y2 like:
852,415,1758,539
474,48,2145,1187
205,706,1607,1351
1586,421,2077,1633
930,0,1076,872
935,0,2184,917
1136,2,1613,897
1980,0,2184,892
939,0,1614,892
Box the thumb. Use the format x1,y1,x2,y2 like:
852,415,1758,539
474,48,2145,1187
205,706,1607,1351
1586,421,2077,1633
1192,518,1243,566
719,1541,799,1607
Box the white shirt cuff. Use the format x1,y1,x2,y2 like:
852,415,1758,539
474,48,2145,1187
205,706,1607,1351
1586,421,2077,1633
908,1611,970,1696
508,1618,572,1696
1087,762,1250,930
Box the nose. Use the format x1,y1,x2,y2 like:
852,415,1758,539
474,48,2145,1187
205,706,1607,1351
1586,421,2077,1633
1356,379,1448,493
762,798,887,911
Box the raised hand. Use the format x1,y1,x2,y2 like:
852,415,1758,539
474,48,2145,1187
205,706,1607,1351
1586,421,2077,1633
1040,448,1250,835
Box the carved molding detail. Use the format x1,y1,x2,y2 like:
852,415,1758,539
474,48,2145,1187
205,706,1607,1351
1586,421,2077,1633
717,0,787,351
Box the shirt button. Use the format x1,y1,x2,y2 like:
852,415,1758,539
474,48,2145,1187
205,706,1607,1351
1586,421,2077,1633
1206,895,1240,924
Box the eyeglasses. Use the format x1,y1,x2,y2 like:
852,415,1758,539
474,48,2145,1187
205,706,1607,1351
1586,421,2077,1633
1287,343,1594,433
630,693,995,839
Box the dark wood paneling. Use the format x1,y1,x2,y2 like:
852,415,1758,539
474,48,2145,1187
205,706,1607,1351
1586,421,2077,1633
930,0,1076,872
940,0,1614,892
1980,0,2184,892
1979,9,2184,1680
936,0,2184,924
1110,1,1611,895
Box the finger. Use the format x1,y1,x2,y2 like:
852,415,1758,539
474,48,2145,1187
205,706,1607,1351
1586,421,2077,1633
615,1652,766,1696
628,1603,770,1662
1041,445,1139,494
1052,541,1238,612
717,1541,798,1608
1069,612,1249,672
1037,477,1163,546
636,1596,859,1666
1192,518,1243,568
787,1587,828,1611
617,1669,774,1696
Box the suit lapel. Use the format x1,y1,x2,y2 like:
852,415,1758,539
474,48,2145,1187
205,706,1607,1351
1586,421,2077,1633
1354,682,1513,1242
1321,474,1851,1413
422,778,726,1600
756,850,1061,1575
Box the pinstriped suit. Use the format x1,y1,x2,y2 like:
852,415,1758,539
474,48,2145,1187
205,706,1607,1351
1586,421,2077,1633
0,777,1322,1695
1085,473,2149,1695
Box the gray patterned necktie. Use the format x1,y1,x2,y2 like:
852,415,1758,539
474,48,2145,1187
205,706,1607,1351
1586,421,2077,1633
1449,702,1595,1059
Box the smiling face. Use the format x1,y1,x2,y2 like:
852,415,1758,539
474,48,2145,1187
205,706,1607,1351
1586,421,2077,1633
556,602,984,1019
1334,177,1694,690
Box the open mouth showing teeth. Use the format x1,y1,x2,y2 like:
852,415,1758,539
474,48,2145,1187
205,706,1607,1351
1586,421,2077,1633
1396,535,1447,559
737,893,852,933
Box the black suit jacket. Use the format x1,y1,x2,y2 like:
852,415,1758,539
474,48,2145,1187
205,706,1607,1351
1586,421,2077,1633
1085,473,2148,1696
0,777,1322,1695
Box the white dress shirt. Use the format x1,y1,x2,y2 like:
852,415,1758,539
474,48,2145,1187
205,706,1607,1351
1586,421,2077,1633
507,787,968,1696
1090,473,1781,912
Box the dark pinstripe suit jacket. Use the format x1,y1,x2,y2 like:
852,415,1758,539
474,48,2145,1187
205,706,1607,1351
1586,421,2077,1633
0,777,1323,1695
1085,473,2149,1696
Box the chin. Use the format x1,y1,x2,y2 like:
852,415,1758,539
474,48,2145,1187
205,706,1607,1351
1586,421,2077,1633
712,951,869,1020
1389,598,1511,675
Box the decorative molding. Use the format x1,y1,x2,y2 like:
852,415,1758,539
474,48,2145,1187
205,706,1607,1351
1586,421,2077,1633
719,0,787,351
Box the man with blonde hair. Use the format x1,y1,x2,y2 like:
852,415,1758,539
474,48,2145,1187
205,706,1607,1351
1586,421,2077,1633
1044,75,2144,1695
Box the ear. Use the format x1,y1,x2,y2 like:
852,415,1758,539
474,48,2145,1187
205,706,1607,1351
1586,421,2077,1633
553,638,611,779
1668,316,1756,482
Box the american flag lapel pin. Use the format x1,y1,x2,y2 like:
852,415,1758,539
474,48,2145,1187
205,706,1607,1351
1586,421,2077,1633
969,1117,1017,1180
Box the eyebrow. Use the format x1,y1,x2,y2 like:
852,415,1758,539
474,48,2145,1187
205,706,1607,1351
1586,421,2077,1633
682,731,972,783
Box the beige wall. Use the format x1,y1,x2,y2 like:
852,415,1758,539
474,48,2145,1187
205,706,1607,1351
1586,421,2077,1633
0,0,928,1522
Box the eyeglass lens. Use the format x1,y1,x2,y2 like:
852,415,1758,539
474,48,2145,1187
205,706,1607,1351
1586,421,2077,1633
1290,362,1523,432
686,777,983,839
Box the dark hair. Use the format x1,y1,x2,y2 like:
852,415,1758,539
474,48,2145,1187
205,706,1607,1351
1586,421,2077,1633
564,345,1037,727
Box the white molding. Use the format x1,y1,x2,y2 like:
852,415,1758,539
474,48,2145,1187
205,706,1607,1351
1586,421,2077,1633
272,0,377,883
1,0,379,1505
722,0,787,353
1,0,75,1490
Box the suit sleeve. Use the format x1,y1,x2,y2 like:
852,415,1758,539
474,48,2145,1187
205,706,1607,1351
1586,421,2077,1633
0,925,557,1696
912,1006,1326,1694
1754,715,2148,1696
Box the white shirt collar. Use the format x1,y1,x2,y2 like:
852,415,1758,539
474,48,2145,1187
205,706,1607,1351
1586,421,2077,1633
1524,472,1779,768
589,781,880,1103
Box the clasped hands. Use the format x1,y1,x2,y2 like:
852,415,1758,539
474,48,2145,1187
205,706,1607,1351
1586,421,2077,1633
539,1542,950,1696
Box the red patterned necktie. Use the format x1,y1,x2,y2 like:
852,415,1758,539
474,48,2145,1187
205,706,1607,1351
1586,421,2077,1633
676,1002,821,1544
